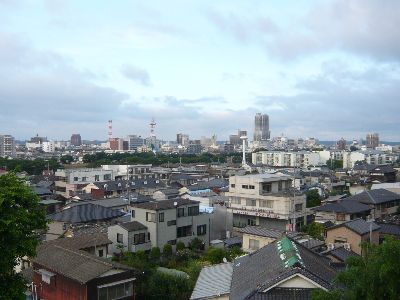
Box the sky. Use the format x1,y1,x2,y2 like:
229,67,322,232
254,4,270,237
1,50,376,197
0,0,399,142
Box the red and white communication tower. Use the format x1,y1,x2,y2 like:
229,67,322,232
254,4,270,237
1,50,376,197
149,118,156,138
108,120,113,141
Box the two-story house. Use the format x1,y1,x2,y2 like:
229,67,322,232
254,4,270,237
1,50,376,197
130,198,211,251
226,174,307,231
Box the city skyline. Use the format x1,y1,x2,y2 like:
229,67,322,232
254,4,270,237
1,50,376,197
1,0,400,141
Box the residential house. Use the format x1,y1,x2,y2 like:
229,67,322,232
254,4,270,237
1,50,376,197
226,173,307,230
313,200,371,224
325,219,380,255
130,198,211,250
108,221,151,254
353,164,397,183
191,236,338,300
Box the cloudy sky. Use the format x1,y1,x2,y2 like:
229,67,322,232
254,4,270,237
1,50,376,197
0,0,399,142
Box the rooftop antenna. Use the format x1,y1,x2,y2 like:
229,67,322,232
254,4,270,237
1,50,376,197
108,120,113,141
149,118,156,138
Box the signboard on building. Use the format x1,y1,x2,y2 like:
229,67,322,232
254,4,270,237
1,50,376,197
230,208,285,219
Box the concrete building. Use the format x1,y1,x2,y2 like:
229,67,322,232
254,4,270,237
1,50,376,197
108,221,151,254
70,134,82,146
343,150,399,168
366,133,379,149
109,138,124,150
226,174,307,231
253,113,270,142
252,151,320,168
0,134,16,157
176,133,189,146
42,141,55,153
55,168,114,197
130,198,211,251
127,135,144,151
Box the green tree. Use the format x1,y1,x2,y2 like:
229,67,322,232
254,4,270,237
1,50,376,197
176,241,185,251
188,237,204,252
206,247,228,264
302,222,324,240
306,189,321,208
163,244,173,259
0,173,48,299
145,271,192,300
150,247,161,261
326,159,343,170
312,237,400,300
60,155,74,164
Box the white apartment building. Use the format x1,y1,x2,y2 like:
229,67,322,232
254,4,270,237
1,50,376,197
252,151,320,168
55,168,114,197
0,134,16,158
318,150,345,164
343,150,399,169
130,198,211,251
226,174,307,231
42,141,55,153
101,164,158,180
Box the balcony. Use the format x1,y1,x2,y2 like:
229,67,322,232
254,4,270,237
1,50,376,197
131,241,152,253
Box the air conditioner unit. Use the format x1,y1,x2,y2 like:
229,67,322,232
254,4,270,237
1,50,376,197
327,243,335,250
344,243,351,251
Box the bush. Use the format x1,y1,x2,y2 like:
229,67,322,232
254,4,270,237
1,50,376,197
189,237,204,252
207,247,229,264
163,244,173,258
176,241,186,251
150,247,161,261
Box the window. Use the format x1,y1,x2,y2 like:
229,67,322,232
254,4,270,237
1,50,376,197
159,212,164,222
285,181,290,189
242,185,249,189
188,206,199,216
104,174,111,181
278,181,282,191
81,176,87,182
295,204,303,212
231,197,241,205
73,176,78,181
168,239,177,245
231,184,235,188
197,225,207,236
177,208,185,217
98,249,104,257
148,232,151,241
246,199,256,206
134,233,146,244
259,200,273,208
249,239,260,250
98,281,133,300
95,175,100,181
167,220,177,226
146,212,156,222
177,225,192,238
336,213,345,221
117,233,123,243
262,183,272,193
131,210,135,218
248,218,256,226
249,185,255,189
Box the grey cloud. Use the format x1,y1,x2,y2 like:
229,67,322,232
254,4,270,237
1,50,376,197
121,64,151,86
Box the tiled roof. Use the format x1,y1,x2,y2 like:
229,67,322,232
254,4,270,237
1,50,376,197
238,226,284,239
33,244,133,284
314,200,371,214
48,203,125,223
131,198,199,211
378,223,400,236
93,178,165,191
190,262,233,300
119,221,147,232
45,233,112,250
347,189,400,204
325,247,358,263
230,237,337,300
329,219,380,235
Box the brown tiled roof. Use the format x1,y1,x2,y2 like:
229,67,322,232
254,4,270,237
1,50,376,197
33,244,133,284
46,233,111,250
119,221,147,232
131,198,199,211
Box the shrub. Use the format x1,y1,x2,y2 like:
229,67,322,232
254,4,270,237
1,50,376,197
176,241,186,251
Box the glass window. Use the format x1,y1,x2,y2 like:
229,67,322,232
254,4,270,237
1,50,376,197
117,233,123,243
146,212,156,222
197,225,207,236
246,199,256,206
131,210,135,218
278,181,282,191
167,220,176,226
177,208,185,217
231,197,241,205
259,200,273,208
98,249,104,257
95,175,100,181
295,204,303,212
262,183,272,193
188,206,199,216
159,212,164,222
242,185,249,189
134,233,145,244
73,177,79,181
231,184,235,188
177,225,192,238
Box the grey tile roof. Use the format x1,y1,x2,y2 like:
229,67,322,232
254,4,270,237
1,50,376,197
131,198,199,211
119,221,147,232
238,226,284,239
299,238,325,250
93,178,165,191
190,262,233,300
33,244,133,284
48,203,125,223
230,237,337,300
329,219,380,235
45,233,112,250
325,247,358,262
378,223,400,236
348,189,400,205
314,200,371,214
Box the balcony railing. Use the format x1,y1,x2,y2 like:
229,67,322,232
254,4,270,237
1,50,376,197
131,242,152,253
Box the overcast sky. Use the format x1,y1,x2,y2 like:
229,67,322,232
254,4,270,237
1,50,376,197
1,0,399,141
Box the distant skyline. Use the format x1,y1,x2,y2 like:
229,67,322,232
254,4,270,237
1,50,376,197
1,0,400,141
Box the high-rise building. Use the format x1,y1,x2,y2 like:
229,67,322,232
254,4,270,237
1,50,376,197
109,138,124,150
230,129,247,145
127,135,144,151
253,113,270,142
366,133,379,149
0,135,16,158
70,134,82,146
176,133,189,146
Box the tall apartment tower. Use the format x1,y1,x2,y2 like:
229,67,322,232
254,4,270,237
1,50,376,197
366,133,379,149
253,113,270,142
70,134,82,146
177,133,189,146
0,135,16,158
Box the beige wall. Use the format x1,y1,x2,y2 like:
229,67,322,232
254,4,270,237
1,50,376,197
242,234,275,253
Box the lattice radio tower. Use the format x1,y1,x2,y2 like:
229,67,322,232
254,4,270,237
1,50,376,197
149,118,156,138
108,120,113,141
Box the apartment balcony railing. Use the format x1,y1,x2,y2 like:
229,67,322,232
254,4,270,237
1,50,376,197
131,241,152,253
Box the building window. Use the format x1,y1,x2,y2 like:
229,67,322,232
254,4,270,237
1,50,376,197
249,239,260,250
167,220,177,226
231,197,241,205
131,210,135,218
278,181,282,191
259,200,273,208
231,184,235,188
177,208,185,217
242,185,249,189
261,183,272,193
117,233,123,243
336,213,345,221
248,218,256,226
146,212,156,222
197,225,207,236
98,280,133,300
249,185,255,189
177,225,192,238
73,177,78,181
159,212,164,222
98,249,104,257
148,232,151,241
246,199,256,206
95,175,100,181
295,204,303,212
168,239,177,245
188,206,199,216
81,177,87,182
103,174,111,181
134,233,146,244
